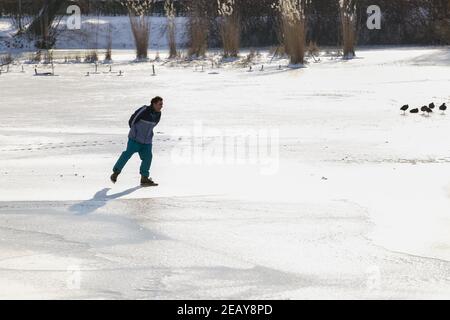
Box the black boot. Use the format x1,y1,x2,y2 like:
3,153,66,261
110,171,120,184
141,176,158,187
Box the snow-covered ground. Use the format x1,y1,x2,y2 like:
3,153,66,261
0,16,187,51
0,47,450,299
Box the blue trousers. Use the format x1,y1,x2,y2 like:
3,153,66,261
113,138,153,177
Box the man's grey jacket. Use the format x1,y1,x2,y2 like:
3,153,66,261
128,105,162,145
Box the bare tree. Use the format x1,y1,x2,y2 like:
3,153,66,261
12,0,25,32
26,0,65,36
186,0,209,58
217,0,240,58
25,0,66,48
105,24,113,62
275,0,307,65
121,0,154,61
339,0,357,58
164,0,177,58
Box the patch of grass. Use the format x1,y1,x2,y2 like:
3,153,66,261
84,51,98,63
0,53,13,66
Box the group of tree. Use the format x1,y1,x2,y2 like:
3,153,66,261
0,0,448,62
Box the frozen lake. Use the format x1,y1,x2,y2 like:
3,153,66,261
0,47,450,299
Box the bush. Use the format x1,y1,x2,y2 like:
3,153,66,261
307,41,319,56
29,51,42,63
165,0,178,59
187,0,209,58
339,0,356,59
85,51,98,63
0,53,13,66
105,24,113,62
218,0,240,58
129,15,150,60
121,0,153,61
276,0,306,65
43,50,54,64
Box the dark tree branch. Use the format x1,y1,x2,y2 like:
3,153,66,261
26,0,67,37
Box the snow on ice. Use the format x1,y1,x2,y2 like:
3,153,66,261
0,44,450,299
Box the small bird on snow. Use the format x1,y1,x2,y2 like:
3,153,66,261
439,103,447,114
421,106,428,115
400,104,409,115
410,108,419,114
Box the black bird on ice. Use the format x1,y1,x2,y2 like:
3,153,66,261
400,104,409,115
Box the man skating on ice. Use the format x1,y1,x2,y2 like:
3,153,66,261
111,96,163,187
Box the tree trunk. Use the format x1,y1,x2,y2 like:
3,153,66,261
26,0,66,37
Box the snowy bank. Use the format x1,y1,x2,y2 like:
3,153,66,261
0,16,188,52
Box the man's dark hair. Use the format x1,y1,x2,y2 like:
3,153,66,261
151,96,163,106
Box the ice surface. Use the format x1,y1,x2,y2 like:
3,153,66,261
0,47,450,299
